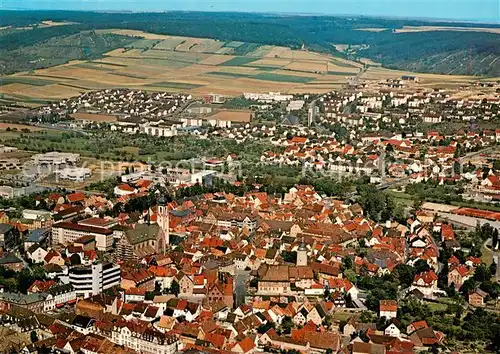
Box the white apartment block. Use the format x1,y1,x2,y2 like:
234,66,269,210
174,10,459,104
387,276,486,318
69,263,121,298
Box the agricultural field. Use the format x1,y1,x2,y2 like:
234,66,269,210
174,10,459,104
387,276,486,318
0,29,481,105
71,112,118,122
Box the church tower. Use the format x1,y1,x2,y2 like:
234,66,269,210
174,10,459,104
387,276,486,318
296,240,308,266
156,196,170,254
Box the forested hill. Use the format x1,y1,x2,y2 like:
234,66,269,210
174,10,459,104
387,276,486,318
1,10,500,76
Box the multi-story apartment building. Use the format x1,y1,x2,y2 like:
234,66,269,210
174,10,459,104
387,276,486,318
52,222,114,251
69,263,121,298
44,284,77,311
94,320,179,354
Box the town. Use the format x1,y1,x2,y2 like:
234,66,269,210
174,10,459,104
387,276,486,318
0,72,497,354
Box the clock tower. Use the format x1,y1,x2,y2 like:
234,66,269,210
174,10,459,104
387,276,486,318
156,196,170,254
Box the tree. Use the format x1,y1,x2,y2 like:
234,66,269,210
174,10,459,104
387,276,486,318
460,278,476,296
281,250,297,264
492,229,499,249
170,280,180,296
281,316,294,334
342,256,353,270
414,259,431,274
30,330,38,343
393,264,416,288
257,321,274,334
473,264,492,282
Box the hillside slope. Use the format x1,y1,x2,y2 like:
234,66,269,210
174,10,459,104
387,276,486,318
0,11,499,76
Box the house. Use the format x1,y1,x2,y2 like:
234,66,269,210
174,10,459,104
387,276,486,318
468,289,487,307
409,327,444,347
176,272,194,298
0,253,24,272
385,323,401,337
44,249,65,266
352,342,386,354
448,265,473,290
307,303,328,326
379,300,398,319
28,279,56,294
24,228,51,249
121,268,155,291
232,336,255,353
407,320,428,335
257,265,314,295
114,184,137,196
0,223,15,248
26,244,48,264
411,270,438,297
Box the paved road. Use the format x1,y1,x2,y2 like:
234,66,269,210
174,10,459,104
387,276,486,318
235,269,250,307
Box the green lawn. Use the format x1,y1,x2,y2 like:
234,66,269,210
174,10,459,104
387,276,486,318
386,190,415,206
206,71,250,78
252,73,315,83
481,244,493,266
218,56,259,66
223,41,245,48
425,301,448,312
330,58,359,68
0,77,55,86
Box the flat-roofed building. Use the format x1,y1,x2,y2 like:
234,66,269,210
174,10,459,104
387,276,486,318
52,222,114,251
69,262,121,298
32,152,80,166
56,167,92,181
24,228,51,249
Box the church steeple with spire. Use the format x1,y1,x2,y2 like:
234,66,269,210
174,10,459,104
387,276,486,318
156,196,170,254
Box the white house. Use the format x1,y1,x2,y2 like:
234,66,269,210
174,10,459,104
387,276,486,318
384,323,401,338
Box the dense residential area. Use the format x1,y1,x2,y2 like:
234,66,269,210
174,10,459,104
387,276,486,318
0,6,498,354
0,75,497,354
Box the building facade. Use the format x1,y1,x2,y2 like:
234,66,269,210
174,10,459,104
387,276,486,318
69,263,121,298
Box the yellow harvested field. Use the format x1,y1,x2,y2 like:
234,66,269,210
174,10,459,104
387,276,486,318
0,83,34,94
72,112,117,122
264,46,294,58
216,47,234,55
175,38,204,52
188,39,225,53
206,110,253,122
215,66,258,75
356,28,388,32
247,45,274,57
273,69,322,78
361,67,473,83
15,84,83,99
285,61,329,73
395,26,500,34
359,58,382,66
292,85,344,94
40,20,76,27
249,58,291,67
104,29,171,40
199,55,235,65
106,48,145,57
0,30,477,104
314,74,354,82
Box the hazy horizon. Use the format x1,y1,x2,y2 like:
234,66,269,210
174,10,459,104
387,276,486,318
3,0,500,23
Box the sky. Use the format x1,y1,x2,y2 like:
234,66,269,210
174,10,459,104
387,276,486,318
2,0,500,23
